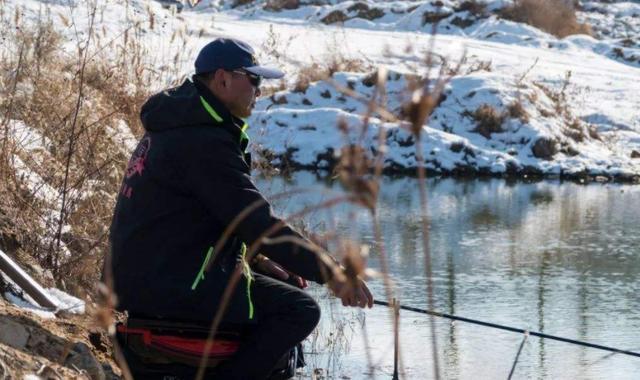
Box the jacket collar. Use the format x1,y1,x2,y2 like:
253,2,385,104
193,77,251,154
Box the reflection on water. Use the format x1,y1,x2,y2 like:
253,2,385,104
255,172,640,379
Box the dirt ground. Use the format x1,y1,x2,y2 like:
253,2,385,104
0,297,122,379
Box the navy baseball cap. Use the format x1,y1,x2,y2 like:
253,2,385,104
194,38,284,79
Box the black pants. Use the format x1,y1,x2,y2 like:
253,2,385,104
210,272,320,379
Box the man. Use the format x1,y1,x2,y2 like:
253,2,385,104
108,38,373,379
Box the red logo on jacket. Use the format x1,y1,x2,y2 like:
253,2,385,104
121,136,151,198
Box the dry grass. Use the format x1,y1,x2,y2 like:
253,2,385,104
507,100,529,123
472,104,505,138
293,63,325,93
0,6,156,295
293,57,369,93
499,0,592,38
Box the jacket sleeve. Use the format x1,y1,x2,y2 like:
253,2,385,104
181,132,337,284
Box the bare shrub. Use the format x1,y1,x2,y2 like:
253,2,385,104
507,100,529,123
294,63,325,93
472,104,505,138
327,55,368,76
260,80,287,98
293,55,368,93
0,8,155,293
499,0,592,38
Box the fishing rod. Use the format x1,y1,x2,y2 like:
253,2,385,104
374,300,640,358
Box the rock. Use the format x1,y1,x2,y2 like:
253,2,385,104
449,142,464,153
455,0,487,16
0,317,30,349
64,342,106,380
356,8,385,20
270,94,288,105
232,0,254,7
422,11,452,25
264,0,300,11
450,16,475,28
362,71,377,87
631,150,640,159
532,137,558,160
321,10,348,24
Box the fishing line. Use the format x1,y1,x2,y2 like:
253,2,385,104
373,300,640,358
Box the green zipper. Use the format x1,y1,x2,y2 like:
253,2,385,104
191,246,213,290
241,243,255,320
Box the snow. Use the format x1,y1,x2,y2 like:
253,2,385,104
4,0,633,179
3,292,57,319
45,288,86,314
2,282,85,318
252,68,639,177
1,251,85,317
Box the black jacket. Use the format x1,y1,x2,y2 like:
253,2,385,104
109,78,334,320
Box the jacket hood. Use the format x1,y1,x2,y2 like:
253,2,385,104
140,78,238,133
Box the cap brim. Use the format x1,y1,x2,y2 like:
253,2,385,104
244,65,284,79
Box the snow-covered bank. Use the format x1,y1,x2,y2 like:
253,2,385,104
251,68,640,181
3,0,640,181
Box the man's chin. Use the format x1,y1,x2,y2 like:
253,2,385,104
244,105,256,118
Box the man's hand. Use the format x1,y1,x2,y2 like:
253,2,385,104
252,254,308,288
328,275,374,308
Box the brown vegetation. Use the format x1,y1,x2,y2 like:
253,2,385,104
499,0,592,38
0,8,154,294
293,56,368,93
293,63,325,93
472,104,505,138
507,100,529,123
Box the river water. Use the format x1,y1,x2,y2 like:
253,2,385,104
255,172,640,379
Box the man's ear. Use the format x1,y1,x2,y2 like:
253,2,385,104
212,69,227,89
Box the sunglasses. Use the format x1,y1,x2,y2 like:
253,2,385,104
232,69,262,88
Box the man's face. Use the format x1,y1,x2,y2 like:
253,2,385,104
224,69,261,118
